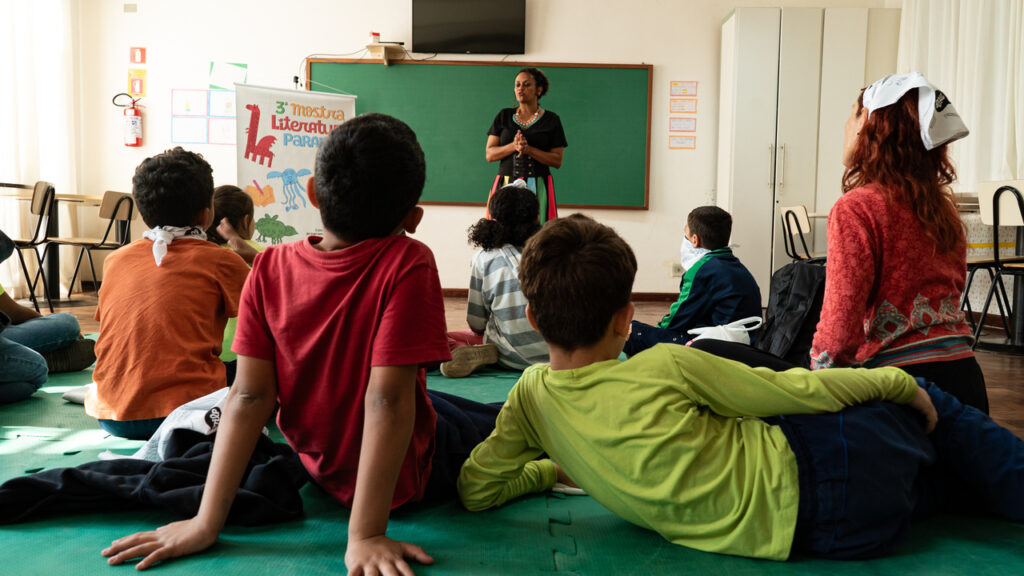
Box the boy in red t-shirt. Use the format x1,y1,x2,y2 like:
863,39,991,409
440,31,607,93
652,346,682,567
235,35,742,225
102,114,500,574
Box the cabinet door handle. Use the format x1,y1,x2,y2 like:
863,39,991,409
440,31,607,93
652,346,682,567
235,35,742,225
768,144,775,187
777,144,786,188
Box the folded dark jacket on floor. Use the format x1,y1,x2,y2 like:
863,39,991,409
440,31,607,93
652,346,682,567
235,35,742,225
0,428,306,525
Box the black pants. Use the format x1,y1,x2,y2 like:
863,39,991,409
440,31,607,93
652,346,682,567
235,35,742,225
689,339,797,370
423,389,503,500
898,357,989,414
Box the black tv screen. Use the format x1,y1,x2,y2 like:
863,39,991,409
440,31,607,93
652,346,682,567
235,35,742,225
412,0,525,54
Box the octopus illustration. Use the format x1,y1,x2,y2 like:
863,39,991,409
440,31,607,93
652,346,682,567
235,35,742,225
267,168,313,212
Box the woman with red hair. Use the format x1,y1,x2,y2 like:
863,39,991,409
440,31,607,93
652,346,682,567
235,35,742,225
810,73,989,413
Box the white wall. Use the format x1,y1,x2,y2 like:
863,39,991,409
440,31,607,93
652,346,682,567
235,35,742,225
75,0,893,291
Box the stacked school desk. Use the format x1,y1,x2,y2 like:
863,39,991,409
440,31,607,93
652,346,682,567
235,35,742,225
2,347,1022,575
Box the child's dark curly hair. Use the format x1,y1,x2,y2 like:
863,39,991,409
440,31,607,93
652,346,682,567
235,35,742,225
467,184,540,251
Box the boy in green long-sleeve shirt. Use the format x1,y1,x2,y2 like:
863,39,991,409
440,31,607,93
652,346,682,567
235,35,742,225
457,214,1024,561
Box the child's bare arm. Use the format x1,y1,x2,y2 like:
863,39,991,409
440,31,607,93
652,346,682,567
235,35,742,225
217,218,258,265
346,364,434,576
0,290,41,324
101,355,278,570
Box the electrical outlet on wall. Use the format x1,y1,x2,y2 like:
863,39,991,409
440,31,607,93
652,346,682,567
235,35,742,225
670,262,684,277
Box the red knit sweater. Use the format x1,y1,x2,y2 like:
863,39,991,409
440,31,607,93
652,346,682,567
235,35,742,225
810,184,974,369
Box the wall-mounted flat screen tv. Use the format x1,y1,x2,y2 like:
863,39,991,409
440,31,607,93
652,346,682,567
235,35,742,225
412,0,526,54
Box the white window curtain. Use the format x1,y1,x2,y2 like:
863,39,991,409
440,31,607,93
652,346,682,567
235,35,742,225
897,0,1024,192
0,0,80,299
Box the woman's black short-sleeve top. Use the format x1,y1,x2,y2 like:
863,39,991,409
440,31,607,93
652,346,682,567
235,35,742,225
488,108,568,178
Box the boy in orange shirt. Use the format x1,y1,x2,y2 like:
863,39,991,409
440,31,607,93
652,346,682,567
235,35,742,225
86,147,250,439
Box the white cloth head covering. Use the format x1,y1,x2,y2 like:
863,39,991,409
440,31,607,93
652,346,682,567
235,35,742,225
141,225,207,266
861,72,969,150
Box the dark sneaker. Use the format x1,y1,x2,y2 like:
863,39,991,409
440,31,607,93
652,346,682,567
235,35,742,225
42,336,96,373
440,344,498,378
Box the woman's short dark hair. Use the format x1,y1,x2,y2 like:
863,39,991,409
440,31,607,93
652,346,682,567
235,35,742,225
314,113,425,242
518,67,550,100
519,214,636,351
132,147,214,228
467,185,540,251
206,185,254,244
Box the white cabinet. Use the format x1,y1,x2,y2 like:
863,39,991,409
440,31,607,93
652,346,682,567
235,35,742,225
716,7,900,301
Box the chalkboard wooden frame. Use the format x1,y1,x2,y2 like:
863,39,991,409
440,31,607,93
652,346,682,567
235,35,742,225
306,58,652,210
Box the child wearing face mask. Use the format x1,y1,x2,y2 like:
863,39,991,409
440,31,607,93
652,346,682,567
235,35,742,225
623,206,762,356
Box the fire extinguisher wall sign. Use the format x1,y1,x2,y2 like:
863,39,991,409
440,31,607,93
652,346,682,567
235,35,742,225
113,93,142,147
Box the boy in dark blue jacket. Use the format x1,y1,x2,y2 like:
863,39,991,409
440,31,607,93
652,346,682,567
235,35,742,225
624,206,761,356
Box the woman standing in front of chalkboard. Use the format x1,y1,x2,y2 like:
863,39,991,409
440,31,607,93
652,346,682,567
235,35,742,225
485,67,567,222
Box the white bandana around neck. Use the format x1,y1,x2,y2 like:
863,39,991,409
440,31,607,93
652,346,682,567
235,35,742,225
142,225,207,266
861,72,969,150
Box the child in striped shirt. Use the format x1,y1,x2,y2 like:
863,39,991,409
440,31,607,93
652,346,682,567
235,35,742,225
442,182,549,377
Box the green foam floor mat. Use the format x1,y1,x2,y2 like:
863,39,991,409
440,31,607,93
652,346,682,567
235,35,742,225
2,358,1022,574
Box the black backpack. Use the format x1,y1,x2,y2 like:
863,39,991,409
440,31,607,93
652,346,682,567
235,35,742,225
754,261,827,368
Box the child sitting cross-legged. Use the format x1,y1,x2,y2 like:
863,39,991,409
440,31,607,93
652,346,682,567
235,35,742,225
102,114,501,574
0,229,95,403
458,214,1024,561
442,181,549,378
86,148,251,440
624,205,761,356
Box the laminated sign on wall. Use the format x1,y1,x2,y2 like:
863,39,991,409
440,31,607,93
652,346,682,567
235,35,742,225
235,84,356,242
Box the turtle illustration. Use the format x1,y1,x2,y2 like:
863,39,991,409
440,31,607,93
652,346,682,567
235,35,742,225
255,214,299,245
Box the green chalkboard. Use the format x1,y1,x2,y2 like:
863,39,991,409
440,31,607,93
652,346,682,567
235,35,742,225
306,59,651,209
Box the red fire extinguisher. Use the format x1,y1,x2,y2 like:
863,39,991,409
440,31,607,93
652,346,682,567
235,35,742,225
113,93,143,147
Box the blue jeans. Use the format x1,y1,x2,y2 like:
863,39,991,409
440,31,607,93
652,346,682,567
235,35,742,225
0,335,48,404
779,380,1024,560
3,312,80,352
0,312,80,403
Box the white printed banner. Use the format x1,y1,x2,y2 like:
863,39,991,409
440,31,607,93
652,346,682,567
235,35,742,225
235,84,356,243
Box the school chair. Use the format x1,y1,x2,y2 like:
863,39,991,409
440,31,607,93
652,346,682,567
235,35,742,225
779,205,826,264
962,253,1016,337
972,180,1024,347
38,191,134,299
3,181,56,313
